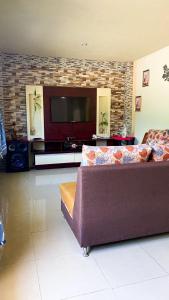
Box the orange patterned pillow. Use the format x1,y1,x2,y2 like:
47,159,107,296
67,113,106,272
146,129,169,146
152,144,169,161
81,144,152,166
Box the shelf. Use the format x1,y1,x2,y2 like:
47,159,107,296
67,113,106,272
34,152,82,167
32,149,83,155
31,139,96,154
31,137,135,169
31,138,95,168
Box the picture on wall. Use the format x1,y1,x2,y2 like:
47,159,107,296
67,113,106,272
162,64,169,81
135,96,142,112
142,69,150,87
26,85,44,140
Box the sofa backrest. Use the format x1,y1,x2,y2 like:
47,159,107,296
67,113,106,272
73,161,169,247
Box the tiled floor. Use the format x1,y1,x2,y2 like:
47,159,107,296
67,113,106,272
1,168,169,299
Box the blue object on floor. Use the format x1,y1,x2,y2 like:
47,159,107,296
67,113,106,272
0,111,7,159
0,221,6,246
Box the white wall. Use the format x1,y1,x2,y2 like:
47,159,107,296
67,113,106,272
133,46,169,142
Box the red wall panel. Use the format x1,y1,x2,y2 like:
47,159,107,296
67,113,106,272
43,86,96,141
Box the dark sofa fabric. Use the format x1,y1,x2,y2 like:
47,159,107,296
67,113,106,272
61,161,169,248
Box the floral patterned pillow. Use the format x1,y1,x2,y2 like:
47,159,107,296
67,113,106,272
146,129,169,146
81,144,152,166
152,144,169,161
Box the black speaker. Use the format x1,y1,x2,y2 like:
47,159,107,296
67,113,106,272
6,140,29,172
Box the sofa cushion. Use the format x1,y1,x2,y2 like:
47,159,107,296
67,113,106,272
152,144,169,161
59,182,76,218
81,144,152,166
146,129,169,146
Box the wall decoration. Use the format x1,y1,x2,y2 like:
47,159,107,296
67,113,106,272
135,96,142,112
142,69,150,87
99,112,108,134
96,88,111,137
26,85,44,140
162,65,169,81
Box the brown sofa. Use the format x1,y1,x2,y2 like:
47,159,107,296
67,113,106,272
60,161,169,256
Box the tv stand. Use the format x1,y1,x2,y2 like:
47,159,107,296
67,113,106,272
31,139,96,169
31,137,129,169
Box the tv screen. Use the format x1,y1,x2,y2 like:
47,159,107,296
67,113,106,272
51,96,94,122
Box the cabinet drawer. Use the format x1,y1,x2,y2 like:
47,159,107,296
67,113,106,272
35,153,75,165
74,153,82,163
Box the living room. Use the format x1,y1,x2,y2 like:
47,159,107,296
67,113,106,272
1,1,169,300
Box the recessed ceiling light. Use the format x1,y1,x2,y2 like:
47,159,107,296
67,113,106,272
81,42,88,46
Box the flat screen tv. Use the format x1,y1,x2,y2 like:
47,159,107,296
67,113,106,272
51,96,94,122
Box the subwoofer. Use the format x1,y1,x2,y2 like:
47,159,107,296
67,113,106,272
6,140,29,172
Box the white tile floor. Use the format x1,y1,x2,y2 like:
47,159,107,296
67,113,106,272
1,168,169,299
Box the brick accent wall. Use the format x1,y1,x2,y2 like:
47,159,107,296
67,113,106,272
0,55,5,169
0,54,4,114
0,52,133,139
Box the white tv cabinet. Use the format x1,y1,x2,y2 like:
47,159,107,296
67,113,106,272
31,139,95,169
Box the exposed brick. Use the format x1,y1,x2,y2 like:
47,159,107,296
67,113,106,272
0,52,133,139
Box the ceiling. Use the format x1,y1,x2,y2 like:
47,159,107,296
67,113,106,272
0,0,169,61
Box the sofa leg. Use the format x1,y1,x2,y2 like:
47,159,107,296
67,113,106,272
83,247,90,257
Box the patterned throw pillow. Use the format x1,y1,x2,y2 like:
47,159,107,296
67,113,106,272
81,144,152,166
146,129,169,146
152,144,169,161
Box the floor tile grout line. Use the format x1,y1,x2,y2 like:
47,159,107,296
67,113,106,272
60,287,111,300
31,232,40,263
34,257,43,300
90,249,169,291
90,253,114,289
139,243,169,275
32,252,112,300
33,252,98,263
111,273,169,291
